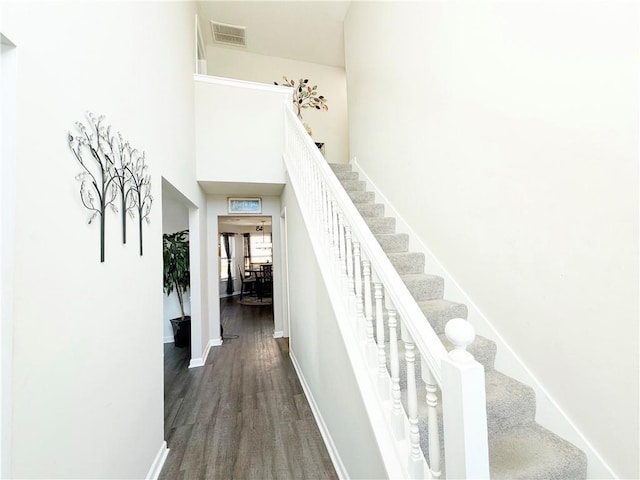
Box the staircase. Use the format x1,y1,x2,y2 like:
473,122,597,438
329,162,588,479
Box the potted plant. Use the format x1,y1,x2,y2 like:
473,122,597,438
163,229,191,347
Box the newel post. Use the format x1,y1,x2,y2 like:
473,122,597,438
441,318,490,480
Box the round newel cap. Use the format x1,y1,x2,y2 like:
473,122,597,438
445,318,476,349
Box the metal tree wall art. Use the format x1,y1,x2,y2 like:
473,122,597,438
68,112,152,262
111,133,136,244
274,76,329,120
68,113,118,263
129,151,153,256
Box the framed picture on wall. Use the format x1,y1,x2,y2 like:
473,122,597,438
228,197,262,214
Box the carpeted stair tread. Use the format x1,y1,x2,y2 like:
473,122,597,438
387,252,425,274
364,216,396,234
328,163,352,173
375,233,409,253
335,171,360,182
484,370,536,434
418,299,468,334
341,179,366,192
400,273,444,301
489,424,587,480
348,191,375,204
439,332,497,371
356,203,385,218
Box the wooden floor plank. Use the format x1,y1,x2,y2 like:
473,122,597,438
161,297,338,480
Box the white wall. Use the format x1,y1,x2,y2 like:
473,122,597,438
0,31,16,480
206,46,349,165
282,182,386,479
161,185,191,343
1,2,200,478
195,75,291,185
344,2,638,478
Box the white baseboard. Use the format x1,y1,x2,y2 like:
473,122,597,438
188,338,222,369
273,330,284,339
290,350,348,479
163,335,174,344
351,157,616,479
188,358,204,369
145,441,169,480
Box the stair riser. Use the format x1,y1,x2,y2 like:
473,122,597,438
375,234,409,253
336,171,360,182
349,191,375,204
329,163,352,174
402,275,444,302
419,301,468,334
365,217,396,234
357,203,385,218
387,252,425,274
341,180,366,192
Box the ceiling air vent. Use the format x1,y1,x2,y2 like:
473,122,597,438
210,21,246,47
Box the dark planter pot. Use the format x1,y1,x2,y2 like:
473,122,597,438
169,316,191,348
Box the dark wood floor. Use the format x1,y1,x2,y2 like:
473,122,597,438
160,297,338,480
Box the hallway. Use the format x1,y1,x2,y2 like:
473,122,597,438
160,298,338,480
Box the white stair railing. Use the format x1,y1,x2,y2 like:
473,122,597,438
283,106,490,479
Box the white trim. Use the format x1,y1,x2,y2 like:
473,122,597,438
188,341,210,368
290,351,349,480
351,156,617,480
0,34,16,480
188,358,204,369
163,336,174,344
272,330,284,339
194,73,292,96
194,14,207,74
145,441,169,480
188,338,222,369
280,207,291,338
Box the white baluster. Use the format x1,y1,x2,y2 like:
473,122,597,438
353,242,365,338
312,168,321,224
337,213,347,284
423,366,441,479
362,259,376,365
372,275,388,397
402,327,425,478
442,318,490,480
322,187,331,250
331,201,339,266
345,225,354,297
327,193,334,254
322,185,330,245
387,304,404,438
309,168,318,229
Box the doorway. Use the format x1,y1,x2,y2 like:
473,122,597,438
217,216,274,309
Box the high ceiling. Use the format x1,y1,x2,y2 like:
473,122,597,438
197,1,351,67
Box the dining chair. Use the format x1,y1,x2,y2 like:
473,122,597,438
237,266,256,299
258,264,273,300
